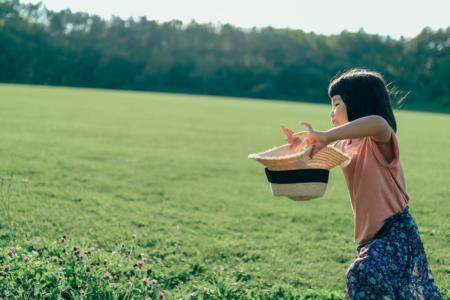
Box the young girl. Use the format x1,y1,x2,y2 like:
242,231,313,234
287,69,442,299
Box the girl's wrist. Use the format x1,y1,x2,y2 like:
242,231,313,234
325,129,337,144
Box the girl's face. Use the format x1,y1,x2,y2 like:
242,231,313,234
330,95,348,127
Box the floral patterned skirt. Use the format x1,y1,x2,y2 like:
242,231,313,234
345,206,442,299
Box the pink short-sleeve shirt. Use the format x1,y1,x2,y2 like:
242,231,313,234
334,130,410,245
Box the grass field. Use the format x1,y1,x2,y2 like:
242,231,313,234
0,83,449,299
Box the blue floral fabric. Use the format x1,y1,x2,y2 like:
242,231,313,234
345,206,442,299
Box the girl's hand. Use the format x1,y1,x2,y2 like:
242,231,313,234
295,122,331,158
281,125,306,150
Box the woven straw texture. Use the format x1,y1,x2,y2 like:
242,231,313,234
248,143,350,171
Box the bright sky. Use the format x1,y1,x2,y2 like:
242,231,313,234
25,0,449,39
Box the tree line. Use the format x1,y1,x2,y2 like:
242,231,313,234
1,0,449,109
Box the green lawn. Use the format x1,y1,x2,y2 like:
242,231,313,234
0,83,449,299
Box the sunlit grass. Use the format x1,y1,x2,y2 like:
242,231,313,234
0,83,449,298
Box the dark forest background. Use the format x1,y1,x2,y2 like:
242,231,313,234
1,0,449,111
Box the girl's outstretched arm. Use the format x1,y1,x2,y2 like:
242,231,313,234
293,115,391,158
325,115,391,143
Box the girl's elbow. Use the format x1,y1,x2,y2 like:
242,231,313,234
372,116,391,142
375,115,389,128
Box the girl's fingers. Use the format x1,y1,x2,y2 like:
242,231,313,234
299,121,313,132
288,140,300,150
311,145,321,158
292,132,307,141
287,137,300,144
309,145,315,158
281,125,294,137
305,135,316,145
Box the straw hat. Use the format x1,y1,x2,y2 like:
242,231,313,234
248,142,350,170
248,143,350,201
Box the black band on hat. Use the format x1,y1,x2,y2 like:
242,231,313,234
264,168,329,184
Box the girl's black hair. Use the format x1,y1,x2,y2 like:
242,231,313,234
328,68,398,133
